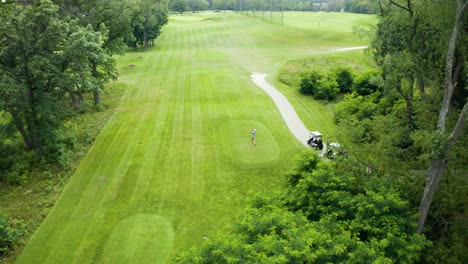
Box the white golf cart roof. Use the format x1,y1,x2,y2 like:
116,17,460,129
309,131,322,137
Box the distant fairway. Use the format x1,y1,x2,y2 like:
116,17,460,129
17,12,375,263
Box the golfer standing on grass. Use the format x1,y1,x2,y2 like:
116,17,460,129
251,128,256,146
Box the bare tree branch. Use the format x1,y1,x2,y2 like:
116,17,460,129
461,0,468,13
389,0,413,16
446,101,468,150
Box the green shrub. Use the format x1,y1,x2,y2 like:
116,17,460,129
43,121,79,169
299,70,323,95
284,158,430,263
353,69,383,96
300,70,339,101
314,72,339,100
0,215,24,258
288,150,320,186
0,142,34,186
333,66,354,93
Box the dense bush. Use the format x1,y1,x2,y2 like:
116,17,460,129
0,142,35,186
335,93,380,123
0,215,24,258
299,70,339,101
333,66,354,93
43,121,80,169
299,70,322,95
353,69,383,96
315,72,340,100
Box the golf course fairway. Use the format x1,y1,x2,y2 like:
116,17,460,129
17,12,375,263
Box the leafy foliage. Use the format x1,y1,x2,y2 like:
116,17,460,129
212,0,235,10
352,69,383,96
333,1,468,262
299,70,322,95
0,215,24,258
169,0,191,15
129,0,169,50
178,151,429,263
333,66,354,93
0,0,116,158
299,70,339,101
188,0,209,12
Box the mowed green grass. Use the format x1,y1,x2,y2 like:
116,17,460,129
17,12,375,263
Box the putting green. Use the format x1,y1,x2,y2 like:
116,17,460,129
220,120,280,165
102,214,174,264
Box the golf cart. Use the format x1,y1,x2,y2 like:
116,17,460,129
307,131,323,150
326,142,347,159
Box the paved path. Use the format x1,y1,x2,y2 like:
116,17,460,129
250,46,368,153
331,46,368,52
250,73,310,147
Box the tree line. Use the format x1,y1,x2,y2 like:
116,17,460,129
168,0,377,15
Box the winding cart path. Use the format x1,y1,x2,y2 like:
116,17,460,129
250,46,368,152
250,73,310,147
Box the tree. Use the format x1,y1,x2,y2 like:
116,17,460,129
132,0,169,51
352,69,383,96
345,0,377,14
169,0,190,15
333,66,354,93
0,0,116,155
299,70,323,95
417,0,468,234
300,70,340,101
212,0,235,10
57,0,134,105
382,51,416,129
188,0,208,12
285,152,429,263
343,1,468,260
60,21,117,111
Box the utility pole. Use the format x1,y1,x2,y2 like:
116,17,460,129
262,0,264,20
246,0,248,16
270,0,273,22
281,6,284,26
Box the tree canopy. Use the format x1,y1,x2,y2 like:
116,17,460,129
0,0,116,157
169,0,191,15
178,151,429,263
332,0,468,262
0,0,168,164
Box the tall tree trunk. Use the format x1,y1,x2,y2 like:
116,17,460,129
77,87,84,104
417,0,468,234
416,74,425,98
452,53,464,84
7,106,34,150
93,90,101,106
143,18,148,51
25,85,43,152
68,87,80,111
394,81,415,130
92,63,101,105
